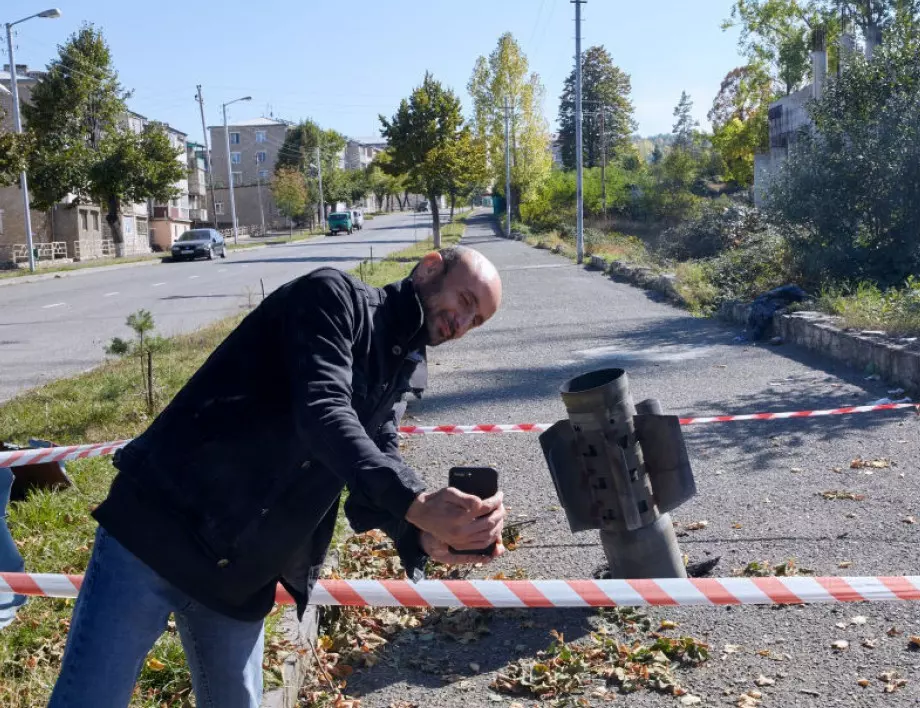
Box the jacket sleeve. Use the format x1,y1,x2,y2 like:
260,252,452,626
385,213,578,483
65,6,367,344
283,271,425,520
343,402,428,581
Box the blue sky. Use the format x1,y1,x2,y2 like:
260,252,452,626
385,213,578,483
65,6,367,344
4,1,744,144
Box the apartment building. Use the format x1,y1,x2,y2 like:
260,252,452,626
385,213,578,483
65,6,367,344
209,117,290,230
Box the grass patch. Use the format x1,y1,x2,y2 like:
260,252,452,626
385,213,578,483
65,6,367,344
0,217,468,706
674,261,719,316
0,254,167,280
817,280,920,337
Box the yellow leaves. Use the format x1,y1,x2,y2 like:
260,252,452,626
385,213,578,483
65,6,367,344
658,620,679,631
684,520,709,531
145,657,166,672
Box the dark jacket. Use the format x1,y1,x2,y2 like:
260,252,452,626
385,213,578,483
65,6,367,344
94,268,430,621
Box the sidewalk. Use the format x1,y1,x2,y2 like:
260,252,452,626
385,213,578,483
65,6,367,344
345,214,920,706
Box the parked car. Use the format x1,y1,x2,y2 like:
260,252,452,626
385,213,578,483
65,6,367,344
170,229,227,261
350,209,365,230
328,211,353,235
415,201,429,212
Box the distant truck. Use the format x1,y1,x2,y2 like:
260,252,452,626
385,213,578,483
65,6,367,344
328,211,353,235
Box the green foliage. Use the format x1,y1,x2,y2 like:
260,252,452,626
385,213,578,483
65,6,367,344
558,45,637,170
380,72,466,242
274,119,347,215
766,36,920,285
723,1,840,95
24,25,182,246
660,200,777,260
818,277,920,336
0,127,31,187
468,33,552,216
675,261,721,314
272,167,308,221
671,91,699,149
709,65,773,186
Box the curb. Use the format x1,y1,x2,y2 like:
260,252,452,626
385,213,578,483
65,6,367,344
589,255,687,307
261,605,320,708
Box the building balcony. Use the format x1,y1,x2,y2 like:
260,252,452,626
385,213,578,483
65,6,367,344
190,208,208,222
153,205,191,221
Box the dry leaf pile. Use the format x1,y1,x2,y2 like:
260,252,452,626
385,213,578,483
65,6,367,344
732,559,814,577
491,608,709,703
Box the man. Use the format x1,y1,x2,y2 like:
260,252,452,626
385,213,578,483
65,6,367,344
50,246,505,707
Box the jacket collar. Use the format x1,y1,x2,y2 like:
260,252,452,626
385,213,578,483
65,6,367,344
379,277,427,350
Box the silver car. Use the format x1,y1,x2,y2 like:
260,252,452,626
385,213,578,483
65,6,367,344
170,229,227,261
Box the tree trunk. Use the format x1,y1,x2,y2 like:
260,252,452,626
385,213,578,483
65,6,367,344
106,196,125,258
429,194,441,249
449,193,456,222
402,190,410,211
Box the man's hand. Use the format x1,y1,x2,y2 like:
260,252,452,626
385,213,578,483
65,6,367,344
405,488,505,551
420,531,505,566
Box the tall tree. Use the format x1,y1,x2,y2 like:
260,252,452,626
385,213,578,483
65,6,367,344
672,91,699,148
380,73,465,245
271,167,308,223
0,120,30,187
558,45,637,170
433,128,489,219
274,120,347,219
467,33,552,216
24,25,183,254
708,64,774,185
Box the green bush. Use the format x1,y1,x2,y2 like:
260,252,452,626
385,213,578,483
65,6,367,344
675,261,720,314
817,277,920,336
659,199,775,261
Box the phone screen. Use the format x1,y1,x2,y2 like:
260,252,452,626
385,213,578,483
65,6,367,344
447,467,499,556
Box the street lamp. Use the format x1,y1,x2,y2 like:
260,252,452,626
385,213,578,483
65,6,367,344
221,95,251,245
5,8,62,273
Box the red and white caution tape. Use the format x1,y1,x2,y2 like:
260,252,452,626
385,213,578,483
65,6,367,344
0,440,129,468
0,403,915,467
4,572,920,607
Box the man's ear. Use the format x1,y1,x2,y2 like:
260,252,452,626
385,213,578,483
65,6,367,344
414,251,444,284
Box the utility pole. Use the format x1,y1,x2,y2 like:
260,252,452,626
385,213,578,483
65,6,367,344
573,0,586,264
195,85,218,226
255,165,266,236
503,98,512,238
600,106,607,222
315,145,325,232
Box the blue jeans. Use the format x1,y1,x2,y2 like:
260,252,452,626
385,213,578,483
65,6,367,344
0,467,26,630
49,527,264,708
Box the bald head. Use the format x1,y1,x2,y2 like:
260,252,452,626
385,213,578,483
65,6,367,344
411,246,502,346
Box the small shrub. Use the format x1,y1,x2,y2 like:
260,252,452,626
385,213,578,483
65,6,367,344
675,261,720,314
659,199,774,261
817,278,920,336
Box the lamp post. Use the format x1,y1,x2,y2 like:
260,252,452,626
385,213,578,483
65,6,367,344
5,8,62,273
221,95,251,245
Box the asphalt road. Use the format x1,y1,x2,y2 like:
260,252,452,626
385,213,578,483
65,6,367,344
349,215,920,707
0,210,438,402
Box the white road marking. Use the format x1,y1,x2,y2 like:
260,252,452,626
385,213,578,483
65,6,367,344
218,269,227,273
152,282,166,287
103,291,119,297
189,275,200,279
241,265,249,269
41,302,65,309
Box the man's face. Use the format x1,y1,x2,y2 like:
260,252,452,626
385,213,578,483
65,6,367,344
414,251,502,347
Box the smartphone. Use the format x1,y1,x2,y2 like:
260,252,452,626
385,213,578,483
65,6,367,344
448,466,499,556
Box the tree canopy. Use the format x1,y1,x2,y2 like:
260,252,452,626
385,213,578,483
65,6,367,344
558,45,637,170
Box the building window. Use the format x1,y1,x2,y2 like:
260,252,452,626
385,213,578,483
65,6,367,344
256,151,267,163
230,152,241,165
255,130,266,143
258,169,269,180
92,212,99,231
229,132,240,145
80,209,88,231
232,172,243,186
215,202,224,215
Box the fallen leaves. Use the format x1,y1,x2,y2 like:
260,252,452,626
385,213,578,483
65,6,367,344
491,626,710,701
684,520,709,531
754,675,775,687
838,561,854,569
879,670,908,693
850,457,893,470
145,658,166,672
903,515,917,525
908,635,920,650
737,689,762,706
830,640,850,651
819,490,866,501
733,559,813,577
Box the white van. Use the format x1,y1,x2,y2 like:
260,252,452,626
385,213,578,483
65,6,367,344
350,209,365,230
